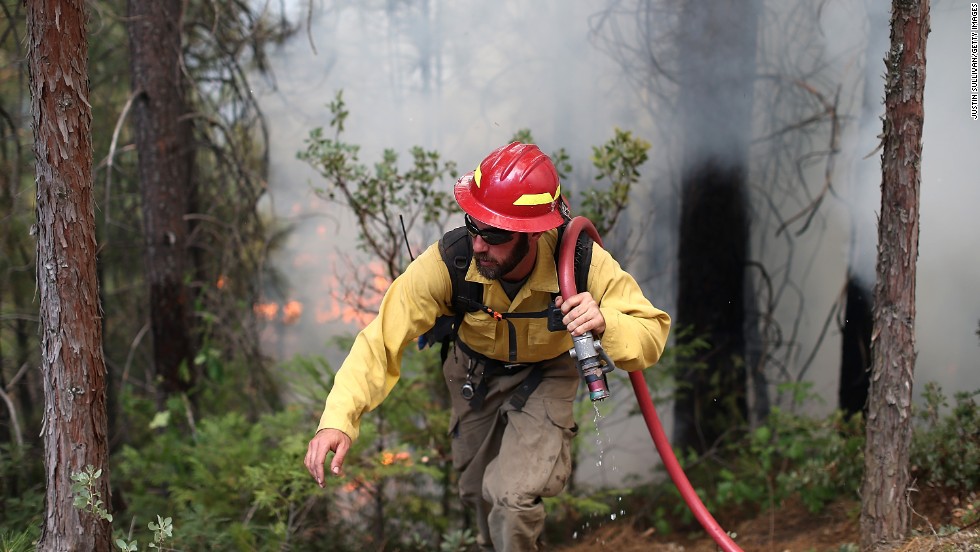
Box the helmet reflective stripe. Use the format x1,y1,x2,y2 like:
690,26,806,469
473,166,482,188
514,185,561,206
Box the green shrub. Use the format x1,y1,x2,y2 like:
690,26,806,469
114,404,328,551
0,443,43,537
112,345,461,551
593,383,865,535
911,382,980,491
0,528,37,552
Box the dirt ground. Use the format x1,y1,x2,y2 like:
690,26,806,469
555,487,979,552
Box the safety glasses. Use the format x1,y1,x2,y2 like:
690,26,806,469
465,214,516,245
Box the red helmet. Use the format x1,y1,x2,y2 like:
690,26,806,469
454,142,568,232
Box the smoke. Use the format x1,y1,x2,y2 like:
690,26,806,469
809,0,980,398
915,1,980,395
255,0,980,484
820,0,890,291
254,0,650,360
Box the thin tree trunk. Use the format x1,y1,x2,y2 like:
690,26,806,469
27,0,113,549
860,0,929,547
127,0,197,396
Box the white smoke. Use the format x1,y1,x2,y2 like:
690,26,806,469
255,0,980,487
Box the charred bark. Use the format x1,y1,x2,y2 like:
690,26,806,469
839,276,872,418
860,0,929,547
127,0,197,396
672,0,757,454
27,0,113,549
675,161,750,453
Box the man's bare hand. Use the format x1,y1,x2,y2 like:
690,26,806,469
555,292,605,336
305,428,352,487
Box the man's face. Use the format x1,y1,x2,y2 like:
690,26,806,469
467,215,530,280
474,233,530,280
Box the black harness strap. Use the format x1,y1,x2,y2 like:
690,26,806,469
509,365,545,410
418,222,594,408
455,296,549,362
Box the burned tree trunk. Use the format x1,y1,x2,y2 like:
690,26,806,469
27,0,113,549
839,277,872,417
672,0,757,454
860,0,929,546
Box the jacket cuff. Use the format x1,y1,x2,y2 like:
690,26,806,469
317,411,360,442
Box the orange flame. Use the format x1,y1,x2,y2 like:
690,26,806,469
380,450,412,466
282,300,303,325
253,302,278,320
308,260,391,329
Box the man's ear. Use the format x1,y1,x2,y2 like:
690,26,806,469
527,231,545,245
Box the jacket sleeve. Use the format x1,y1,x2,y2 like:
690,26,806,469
587,244,671,372
316,243,452,440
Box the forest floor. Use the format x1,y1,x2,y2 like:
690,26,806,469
554,486,980,552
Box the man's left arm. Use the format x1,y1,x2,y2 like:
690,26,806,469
582,246,671,372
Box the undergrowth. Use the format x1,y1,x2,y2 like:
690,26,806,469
548,381,979,543
1,375,977,551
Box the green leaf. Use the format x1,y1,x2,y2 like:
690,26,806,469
149,411,171,429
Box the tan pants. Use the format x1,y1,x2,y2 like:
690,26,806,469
444,346,580,552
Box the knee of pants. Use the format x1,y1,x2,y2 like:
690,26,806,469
482,416,574,506
483,453,573,508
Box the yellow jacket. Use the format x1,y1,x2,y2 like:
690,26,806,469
317,229,671,440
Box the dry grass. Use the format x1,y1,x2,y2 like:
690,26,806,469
554,489,980,552
885,530,980,552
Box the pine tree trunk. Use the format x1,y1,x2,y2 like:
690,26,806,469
127,0,197,396
27,0,113,549
860,0,929,547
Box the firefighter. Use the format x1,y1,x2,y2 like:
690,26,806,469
305,142,671,551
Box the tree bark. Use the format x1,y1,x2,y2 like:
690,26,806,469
127,0,197,396
26,0,113,549
860,0,929,547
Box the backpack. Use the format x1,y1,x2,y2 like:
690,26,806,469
418,223,594,364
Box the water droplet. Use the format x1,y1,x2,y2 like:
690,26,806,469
610,513,617,521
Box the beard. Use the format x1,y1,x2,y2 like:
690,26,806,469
473,234,530,280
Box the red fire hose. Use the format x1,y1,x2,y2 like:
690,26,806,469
558,216,743,552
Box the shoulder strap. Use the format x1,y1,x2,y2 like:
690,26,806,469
417,227,479,362
438,227,482,315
